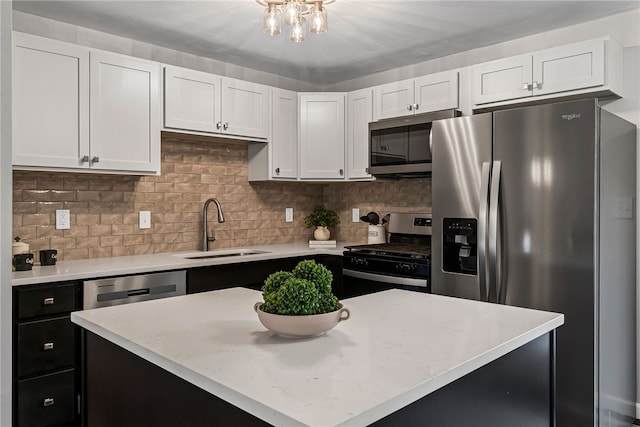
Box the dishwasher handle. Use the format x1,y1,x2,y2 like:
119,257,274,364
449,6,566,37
127,288,150,297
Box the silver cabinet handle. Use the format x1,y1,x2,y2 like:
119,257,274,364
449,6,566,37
216,122,221,129
523,83,529,90
43,342,54,351
407,104,413,111
533,81,542,89
413,103,419,111
339,169,344,176
92,156,100,163
275,167,280,175
43,297,54,306
80,155,89,163
43,398,54,407
223,122,229,130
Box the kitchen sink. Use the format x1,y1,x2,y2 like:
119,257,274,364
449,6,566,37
173,249,271,260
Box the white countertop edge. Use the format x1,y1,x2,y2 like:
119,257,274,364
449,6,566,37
336,315,564,426
13,243,348,286
71,309,563,427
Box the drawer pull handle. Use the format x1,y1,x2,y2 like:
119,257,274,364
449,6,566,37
43,298,54,306
43,398,54,407
43,342,54,351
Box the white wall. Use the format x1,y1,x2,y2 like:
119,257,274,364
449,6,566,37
0,2,11,425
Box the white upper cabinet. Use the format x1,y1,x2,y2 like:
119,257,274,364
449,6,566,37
12,33,160,174
13,33,90,169
90,51,160,173
270,88,298,179
299,93,346,180
373,70,459,120
164,66,220,133
248,88,298,181
473,37,621,107
163,66,270,141
346,88,373,180
221,78,270,140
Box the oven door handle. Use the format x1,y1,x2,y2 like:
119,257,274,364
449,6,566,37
343,269,428,288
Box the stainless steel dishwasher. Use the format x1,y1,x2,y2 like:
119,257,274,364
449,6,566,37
83,270,186,309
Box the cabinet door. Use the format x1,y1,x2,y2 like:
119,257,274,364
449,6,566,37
472,54,533,105
373,79,414,120
414,70,459,113
299,93,345,179
346,88,372,180
90,51,160,173
532,39,605,96
12,33,90,169
164,66,221,133
222,78,270,139
271,88,298,179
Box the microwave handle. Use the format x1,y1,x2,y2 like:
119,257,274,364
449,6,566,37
428,127,433,156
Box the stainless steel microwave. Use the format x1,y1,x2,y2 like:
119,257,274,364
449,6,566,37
368,109,461,178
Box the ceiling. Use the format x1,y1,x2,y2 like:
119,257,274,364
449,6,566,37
12,0,640,85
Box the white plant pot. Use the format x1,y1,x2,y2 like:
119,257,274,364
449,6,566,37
313,226,331,241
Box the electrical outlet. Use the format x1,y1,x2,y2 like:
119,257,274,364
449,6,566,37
352,208,360,222
56,209,70,230
139,211,151,229
285,208,294,223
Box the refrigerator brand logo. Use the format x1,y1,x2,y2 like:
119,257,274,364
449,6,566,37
561,113,581,121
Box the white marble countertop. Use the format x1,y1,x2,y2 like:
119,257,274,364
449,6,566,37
71,287,564,427
12,243,348,286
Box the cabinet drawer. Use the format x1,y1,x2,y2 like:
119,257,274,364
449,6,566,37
16,283,78,320
17,317,75,377
17,369,76,427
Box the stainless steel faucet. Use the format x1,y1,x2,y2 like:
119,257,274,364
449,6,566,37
203,198,225,251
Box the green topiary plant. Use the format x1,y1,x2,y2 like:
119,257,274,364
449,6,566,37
260,260,339,315
304,205,340,228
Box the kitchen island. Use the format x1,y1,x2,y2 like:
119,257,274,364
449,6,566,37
71,288,564,426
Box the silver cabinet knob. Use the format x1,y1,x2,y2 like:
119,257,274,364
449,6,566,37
413,103,419,111
533,81,542,89
43,297,54,306
92,156,100,163
407,104,413,111
223,122,229,130
43,398,54,407
275,167,280,175
216,122,222,129
43,342,54,351
80,155,89,163
339,169,344,176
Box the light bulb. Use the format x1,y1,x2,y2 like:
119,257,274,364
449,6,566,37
289,18,306,43
283,0,301,26
309,4,327,35
263,6,281,36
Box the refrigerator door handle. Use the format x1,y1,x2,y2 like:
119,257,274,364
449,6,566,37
488,160,502,303
478,161,491,302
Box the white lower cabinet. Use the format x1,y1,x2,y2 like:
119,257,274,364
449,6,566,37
346,88,373,180
472,37,621,107
299,93,346,180
12,32,161,174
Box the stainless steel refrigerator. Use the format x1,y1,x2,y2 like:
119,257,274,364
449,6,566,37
431,99,636,427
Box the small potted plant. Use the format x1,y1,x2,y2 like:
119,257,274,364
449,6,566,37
304,205,340,241
254,260,350,338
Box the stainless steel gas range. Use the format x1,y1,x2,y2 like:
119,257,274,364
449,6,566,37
342,213,431,298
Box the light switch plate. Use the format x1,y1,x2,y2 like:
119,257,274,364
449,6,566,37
139,211,151,229
55,209,70,230
285,208,294,223
352,208,360,222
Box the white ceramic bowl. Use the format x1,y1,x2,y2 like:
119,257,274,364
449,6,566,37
254,302,350,338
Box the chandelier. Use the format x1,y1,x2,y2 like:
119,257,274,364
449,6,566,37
255,0,336,43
